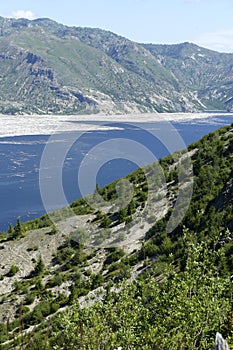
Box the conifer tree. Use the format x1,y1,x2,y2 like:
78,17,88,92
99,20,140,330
13,217,23,239
34,255,45,276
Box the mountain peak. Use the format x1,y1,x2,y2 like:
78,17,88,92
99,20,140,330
0,16,232,115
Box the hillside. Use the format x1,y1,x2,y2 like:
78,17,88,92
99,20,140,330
1,124,233,348
0,16,233,115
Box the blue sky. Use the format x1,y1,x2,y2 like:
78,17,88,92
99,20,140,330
1,0,233,52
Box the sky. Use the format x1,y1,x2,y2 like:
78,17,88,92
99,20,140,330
1,0,233,53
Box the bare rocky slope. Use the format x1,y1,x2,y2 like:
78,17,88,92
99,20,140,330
1,124,233,347
0,16,233,115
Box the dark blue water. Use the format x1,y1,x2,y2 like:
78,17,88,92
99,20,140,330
0,115,233,232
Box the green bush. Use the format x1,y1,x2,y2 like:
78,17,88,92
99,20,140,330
47,273,63,288
24,293,35,305
7,264,19,277
48,241,232,349
104,248,125,266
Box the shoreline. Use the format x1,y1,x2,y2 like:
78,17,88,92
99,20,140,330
0,112,233,138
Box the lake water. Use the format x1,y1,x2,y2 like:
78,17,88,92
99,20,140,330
0,114,233,232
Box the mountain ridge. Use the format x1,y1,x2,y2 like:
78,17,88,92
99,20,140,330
0,16,233,115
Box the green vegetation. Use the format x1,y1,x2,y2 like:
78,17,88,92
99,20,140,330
34,256,45,276
1,124,233,348
0,16,233,114
7,217,25,240
5,238,233,349
45,240,233,349
7,265,19,277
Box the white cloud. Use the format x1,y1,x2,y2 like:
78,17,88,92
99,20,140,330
10,10,36,20
195,29,233,53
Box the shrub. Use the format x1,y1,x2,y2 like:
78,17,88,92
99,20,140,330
7,264,19,277
24,293,35,305
104,248,125,266
34,256,45,276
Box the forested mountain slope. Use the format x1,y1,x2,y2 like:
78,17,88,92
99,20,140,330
1,124,233,348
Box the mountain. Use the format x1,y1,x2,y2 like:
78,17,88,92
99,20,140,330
0,16,233,115
0,123,233,348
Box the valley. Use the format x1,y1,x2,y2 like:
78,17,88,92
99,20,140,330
1,12,233,349
0,16,233,115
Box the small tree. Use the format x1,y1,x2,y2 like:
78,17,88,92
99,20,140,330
12,217,23,239
34,256,45,276
7,224,13,235
101,215,112,228
49,224,57,235
118,208,127,223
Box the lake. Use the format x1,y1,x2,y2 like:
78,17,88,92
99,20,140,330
0,114,233,232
